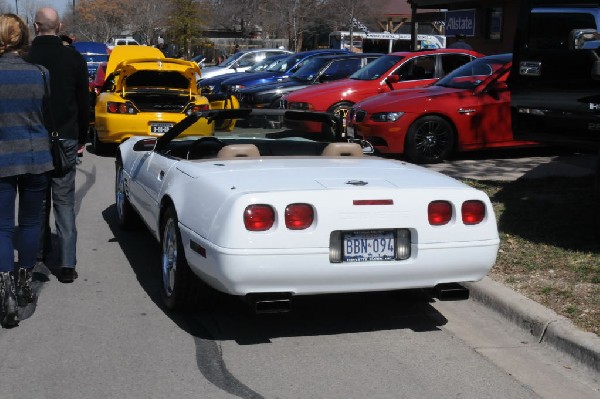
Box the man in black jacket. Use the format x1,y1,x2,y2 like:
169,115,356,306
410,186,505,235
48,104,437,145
27,7,89,283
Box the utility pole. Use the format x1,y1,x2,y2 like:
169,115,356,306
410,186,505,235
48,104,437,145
14,0,17,14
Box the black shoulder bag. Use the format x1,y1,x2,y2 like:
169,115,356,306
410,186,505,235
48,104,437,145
36,66,72,178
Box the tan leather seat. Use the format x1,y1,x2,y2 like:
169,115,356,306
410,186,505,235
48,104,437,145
321,142,363,157
216,144,260,159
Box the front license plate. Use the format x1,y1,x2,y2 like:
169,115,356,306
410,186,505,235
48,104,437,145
150,122,174,135
343,230,395,262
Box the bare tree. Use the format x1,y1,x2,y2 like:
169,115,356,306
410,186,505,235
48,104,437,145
123,0,170,45
68,0,127,42
260,0,327,51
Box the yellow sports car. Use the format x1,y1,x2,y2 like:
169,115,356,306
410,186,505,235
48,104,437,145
92,46,237,152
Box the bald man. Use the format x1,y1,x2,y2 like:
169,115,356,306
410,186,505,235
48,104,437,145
27,7,89,283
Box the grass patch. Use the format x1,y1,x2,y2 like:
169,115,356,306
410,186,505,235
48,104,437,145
464,176,599,336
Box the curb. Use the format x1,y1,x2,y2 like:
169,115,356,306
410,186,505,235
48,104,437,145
465,277,600,373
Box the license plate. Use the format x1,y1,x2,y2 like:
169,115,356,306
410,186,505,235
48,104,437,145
343,230,395,262
150,122,174,135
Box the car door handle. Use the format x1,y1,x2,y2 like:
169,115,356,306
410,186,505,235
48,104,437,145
519,61,542,77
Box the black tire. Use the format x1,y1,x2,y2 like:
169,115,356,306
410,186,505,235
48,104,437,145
115,157,140,230
404,116,456,164
90,126,109,154
160,206,216,311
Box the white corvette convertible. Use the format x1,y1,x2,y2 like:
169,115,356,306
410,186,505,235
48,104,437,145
115,109,500,312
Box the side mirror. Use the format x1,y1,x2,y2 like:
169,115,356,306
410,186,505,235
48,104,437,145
490,80,508,91
133,138,157,151
485,80,508,100
385,75,400,84
569,28,600,50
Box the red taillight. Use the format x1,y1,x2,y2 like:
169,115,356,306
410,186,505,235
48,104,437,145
186,103,210,115
462,200,486,225
428,201,452,225
285,203,314,230
107,101,136,114
244,205,275,231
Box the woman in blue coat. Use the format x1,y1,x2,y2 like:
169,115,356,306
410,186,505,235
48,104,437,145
0,14,53,327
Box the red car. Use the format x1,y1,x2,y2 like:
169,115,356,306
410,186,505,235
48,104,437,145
282,48,483,131
347,53,536,164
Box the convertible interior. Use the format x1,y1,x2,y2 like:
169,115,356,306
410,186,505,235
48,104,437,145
162,137,363,160
142,108,368,160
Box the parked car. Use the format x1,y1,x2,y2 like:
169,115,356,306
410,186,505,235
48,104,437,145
282,49,483,132
72,41,110,80
199,53,290,96
191,53,206,68
236,53,382,108
199,48,293,80
107,36,140,51
115,108,500,312
348,53,537,163
89,62,107,95
93,49,238,153
219,49,351,94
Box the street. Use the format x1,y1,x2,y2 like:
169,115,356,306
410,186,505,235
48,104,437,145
0,148,598,399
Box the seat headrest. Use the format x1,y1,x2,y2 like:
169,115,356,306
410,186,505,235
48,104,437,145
216,144,260,159
321,142,363,157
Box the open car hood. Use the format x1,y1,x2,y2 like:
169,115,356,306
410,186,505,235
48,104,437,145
114,58,200,92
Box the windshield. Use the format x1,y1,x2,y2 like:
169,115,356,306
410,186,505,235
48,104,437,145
246,56,284,72
154,109,350,156
291,58,330,82
84,54,109,63
435,56,511,90
266,53,306,73
349,55,403,80
220,52,244,68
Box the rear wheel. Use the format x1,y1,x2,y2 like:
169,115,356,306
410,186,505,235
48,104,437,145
90,126,109,154
405,116,455,164
115,157,139,229
160,206,216,311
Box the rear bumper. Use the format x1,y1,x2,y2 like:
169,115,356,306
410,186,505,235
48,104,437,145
180,224,499,296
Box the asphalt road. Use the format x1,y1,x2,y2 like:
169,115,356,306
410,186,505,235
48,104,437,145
0,147,598,399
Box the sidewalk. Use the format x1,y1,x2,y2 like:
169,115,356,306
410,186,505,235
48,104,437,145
466,277,600,373
427,151,600,373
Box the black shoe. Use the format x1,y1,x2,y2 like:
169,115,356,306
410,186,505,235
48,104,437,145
15,268,35,307
58,268,78,283
0,272,19,328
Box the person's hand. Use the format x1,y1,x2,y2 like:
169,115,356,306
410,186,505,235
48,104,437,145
77,144,85,156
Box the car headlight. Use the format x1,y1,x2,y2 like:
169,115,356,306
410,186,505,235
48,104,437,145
288,102,312,111
229,85,245,92
370,112,404,122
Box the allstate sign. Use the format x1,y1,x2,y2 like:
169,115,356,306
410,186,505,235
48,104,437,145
445,9,476,37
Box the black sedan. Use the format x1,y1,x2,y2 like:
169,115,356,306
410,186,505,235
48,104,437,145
236,53,382,108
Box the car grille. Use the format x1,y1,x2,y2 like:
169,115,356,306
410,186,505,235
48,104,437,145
238,92,254,105
354,110,367,122
280,99,288,109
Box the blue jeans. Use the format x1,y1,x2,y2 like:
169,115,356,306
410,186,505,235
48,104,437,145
0,173,50,272
40,139,78,268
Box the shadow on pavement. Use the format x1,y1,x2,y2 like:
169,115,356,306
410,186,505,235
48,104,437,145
101,204,449,342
